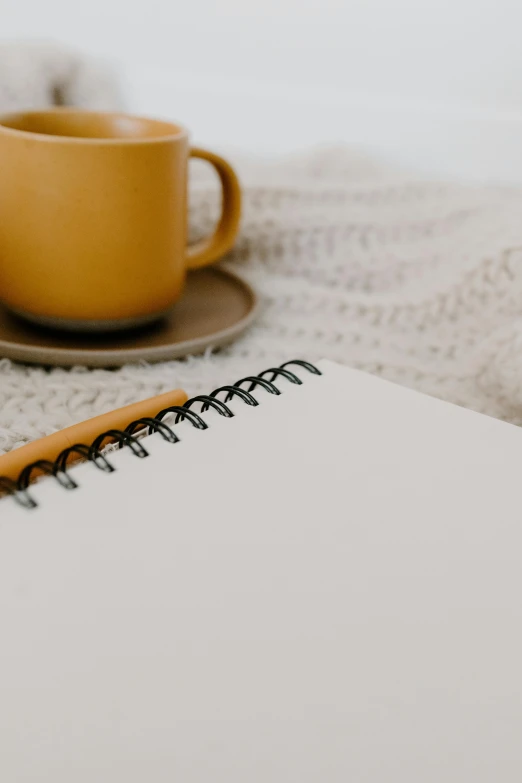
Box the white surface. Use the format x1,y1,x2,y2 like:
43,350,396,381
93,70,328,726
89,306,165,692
3,0,522,179
123,65,522,181
1,361,522,780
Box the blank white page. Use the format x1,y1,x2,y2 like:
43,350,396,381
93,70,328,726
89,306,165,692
1,360,522,782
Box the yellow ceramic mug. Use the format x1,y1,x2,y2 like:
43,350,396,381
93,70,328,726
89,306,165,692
0,109,241,331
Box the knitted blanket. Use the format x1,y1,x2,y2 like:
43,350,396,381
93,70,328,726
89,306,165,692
0,42,118,112
2,147,522,454
2,46,522,453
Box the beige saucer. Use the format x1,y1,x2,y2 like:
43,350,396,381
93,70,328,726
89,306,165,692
0,267,259,367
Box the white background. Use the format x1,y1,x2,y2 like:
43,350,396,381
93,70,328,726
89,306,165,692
3,0,522,180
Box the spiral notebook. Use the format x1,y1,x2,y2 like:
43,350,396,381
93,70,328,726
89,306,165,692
2,358,522,781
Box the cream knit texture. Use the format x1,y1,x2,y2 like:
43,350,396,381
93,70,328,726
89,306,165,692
2,146,522,454
0,42,119,112
2,44,522,453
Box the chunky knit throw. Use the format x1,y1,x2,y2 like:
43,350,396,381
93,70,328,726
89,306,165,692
0,42,119,112
3,148,522,453
2,47,522,453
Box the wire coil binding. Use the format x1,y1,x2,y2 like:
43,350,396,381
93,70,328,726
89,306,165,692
0,360,321,509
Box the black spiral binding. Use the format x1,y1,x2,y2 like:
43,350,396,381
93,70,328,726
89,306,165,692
0,360,321,510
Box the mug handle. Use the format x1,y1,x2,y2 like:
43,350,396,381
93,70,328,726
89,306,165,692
186,147,242,270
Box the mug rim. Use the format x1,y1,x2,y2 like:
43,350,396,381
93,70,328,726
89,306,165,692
0,108,188,145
